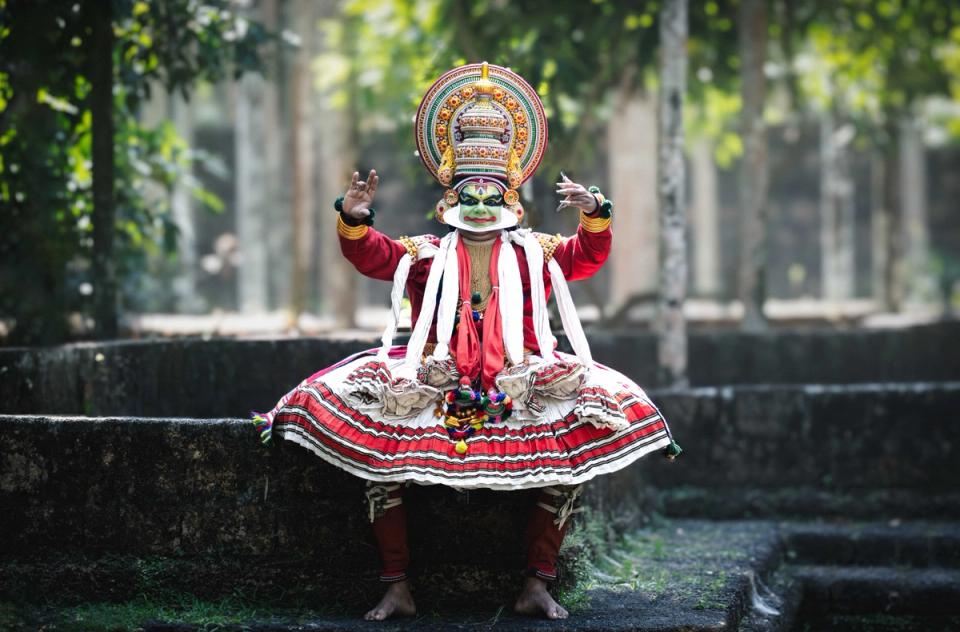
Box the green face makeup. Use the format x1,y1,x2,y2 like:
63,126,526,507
458,183,504,228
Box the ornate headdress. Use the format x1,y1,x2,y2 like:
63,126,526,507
415,62,548,230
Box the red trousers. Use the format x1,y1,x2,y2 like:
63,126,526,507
369,485,580,583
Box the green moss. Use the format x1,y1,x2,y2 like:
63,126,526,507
553,513,753,614
3,596,339,632
579,518,763,612
553,507,615,613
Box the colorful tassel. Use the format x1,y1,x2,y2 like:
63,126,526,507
251,413,273,446
664,440,683,460
441,383,513,453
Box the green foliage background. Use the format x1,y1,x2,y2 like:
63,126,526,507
0,0,269,344
1,0,959,344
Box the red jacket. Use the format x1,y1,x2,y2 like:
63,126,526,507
338,215,612,350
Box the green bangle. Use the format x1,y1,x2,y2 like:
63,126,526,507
335,196,375,226
587,186,614,219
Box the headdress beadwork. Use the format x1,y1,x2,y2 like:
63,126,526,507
415,61,548,227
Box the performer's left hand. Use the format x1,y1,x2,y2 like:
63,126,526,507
555,173,599,214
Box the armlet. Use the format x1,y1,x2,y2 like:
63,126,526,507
534,232,564,263
397,235,440,262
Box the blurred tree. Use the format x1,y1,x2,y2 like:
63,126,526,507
657,0,689,386
0,0,270,344
738,0,770,331
318,1,746,201
317,0,743,305
790,0,958,309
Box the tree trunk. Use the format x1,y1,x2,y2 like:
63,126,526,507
90,0,116,338
737,0,769,331
170,93,202,312
266,0,291,314
870,148,890,309
234,1,281,314
234,73,271,313
819,109,856,301
289,0,317,326
656,0,689,387
315,6,358,329
607,89,659,311
873,118,904,312
691,137,720,297
899,116,931,305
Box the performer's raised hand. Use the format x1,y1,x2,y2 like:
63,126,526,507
343,169,379,220
555,172,599,214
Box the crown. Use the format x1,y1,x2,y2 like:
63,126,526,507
453,64,511,182
416,62,547,191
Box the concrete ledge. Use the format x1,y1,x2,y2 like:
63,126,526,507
781,521,960,567
3,323,958,417
2,383,956,563
793,565,960,615
638,382,960,492
0,415,607,610
2,381,958,617
10,518,960,631
654,485,960,520
1,518,787,630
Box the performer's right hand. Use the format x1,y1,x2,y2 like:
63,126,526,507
342,169,379,220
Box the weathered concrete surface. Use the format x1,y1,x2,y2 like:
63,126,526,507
636,382,960,495
781,520,960,567
6,517,960,630
0,414,601,610
0,337,377,418
2,519,786,631
12,518,960,631
1,382,956,569
792,565,960,616
653,485,960,520
2,322,958,417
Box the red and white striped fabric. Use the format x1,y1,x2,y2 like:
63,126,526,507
258,347,672,490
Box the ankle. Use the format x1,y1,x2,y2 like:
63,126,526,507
523,576,549,592
386,579,412,594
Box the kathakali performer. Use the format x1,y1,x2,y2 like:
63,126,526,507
252,62,681,621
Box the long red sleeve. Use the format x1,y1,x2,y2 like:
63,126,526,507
550,214,613,281
338,225,408,282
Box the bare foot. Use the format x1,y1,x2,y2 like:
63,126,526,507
363,580,417,621
513,576,569,619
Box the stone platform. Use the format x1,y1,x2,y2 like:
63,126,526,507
4,518,959,631
3,322,958,417
1,331,958,629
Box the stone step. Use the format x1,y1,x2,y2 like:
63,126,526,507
782,520,960,568
654,486,960,520
3,323,958,417
0,413,568,609
7,519,959,631
793,565,960,616
2,518,787,631
636,381,960,508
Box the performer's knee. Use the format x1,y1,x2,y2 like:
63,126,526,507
364,481,404,523
534,484,584,529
